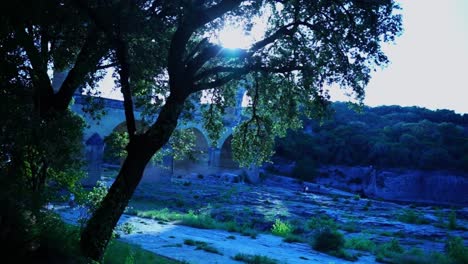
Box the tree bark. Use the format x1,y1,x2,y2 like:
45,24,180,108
80,96,185,261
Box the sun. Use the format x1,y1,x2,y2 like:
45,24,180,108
217,26,253,49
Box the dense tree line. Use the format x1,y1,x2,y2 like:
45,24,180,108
276,103,468,171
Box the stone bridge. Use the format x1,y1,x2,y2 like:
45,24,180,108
71,92,257,186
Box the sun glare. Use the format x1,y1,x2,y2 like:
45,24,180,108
217,26,253,49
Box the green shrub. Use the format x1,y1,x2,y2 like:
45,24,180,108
376,239,404,261
271,219,293,237
183,239,222,255
117,222,135,235
312,228,345,253
448,210,457,230
179,210,217,229
445,236,468,264
388,248,452,264
345,236,376,252
307,215,338,231
342,221,358,233
233,253,278,264
397,209,429,225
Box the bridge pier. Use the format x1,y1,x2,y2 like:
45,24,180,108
208,147,221,168
83,133,104,186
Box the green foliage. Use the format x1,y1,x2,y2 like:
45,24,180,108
233,253,278,264
345,236,376,252
117,222,136,235
271,219,293,237
388,248,452,264
77,181,109,229
104,131,129,164
183,239,222,255
307,215,338,231
375,239,404,261
396,209,429,225
312,228,345,253
103,129,197,165
2,0,403,259
448,210,457,230
445,236,468,264
274,103,468,171
104,240,181,264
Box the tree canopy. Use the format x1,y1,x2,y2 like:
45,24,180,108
1,0,402,260
276,103,468,172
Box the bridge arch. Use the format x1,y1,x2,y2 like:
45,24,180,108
173,127,210,174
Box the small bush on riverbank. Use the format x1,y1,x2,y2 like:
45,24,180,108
396,209,429,225
271,219,293,237
312,228,345,252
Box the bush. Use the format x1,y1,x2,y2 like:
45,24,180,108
448,210,457,230
183,239,222,255
396,209,429,225
376,239,404,261
292,158,317,182
445,236,468,264
345,236,376,252
271,219,293,237
307,215,338,231
312,228,345,253
117,222,135,235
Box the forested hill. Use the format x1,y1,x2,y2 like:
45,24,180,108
275,102,468,172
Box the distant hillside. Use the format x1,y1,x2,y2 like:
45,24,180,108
275,102,468,173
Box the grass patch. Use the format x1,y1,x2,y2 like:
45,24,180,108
390,250,452,264
375,238,404,262
233,253,278,264
183,239,223,255
341,221,358,233
134,207,259,238
345,236,376,252
104,240,181,264
307,215,338,231
445,236,468,264
448,210,457,230
396,209,429,225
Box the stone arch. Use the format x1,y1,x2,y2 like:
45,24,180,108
112,120,146,134
219,135,239,169
173,127,210,174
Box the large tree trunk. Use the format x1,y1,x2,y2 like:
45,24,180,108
80,97,185,261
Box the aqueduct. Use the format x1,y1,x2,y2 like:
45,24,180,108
71,91,257,186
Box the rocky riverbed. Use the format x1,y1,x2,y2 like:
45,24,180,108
59,172,468,263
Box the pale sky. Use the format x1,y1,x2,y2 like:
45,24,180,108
99,0,468,113
331,0,468,113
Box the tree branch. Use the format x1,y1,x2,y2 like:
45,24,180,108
193,0,243,28
15,26,55,115
116,38,137,138
53,27,107,111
